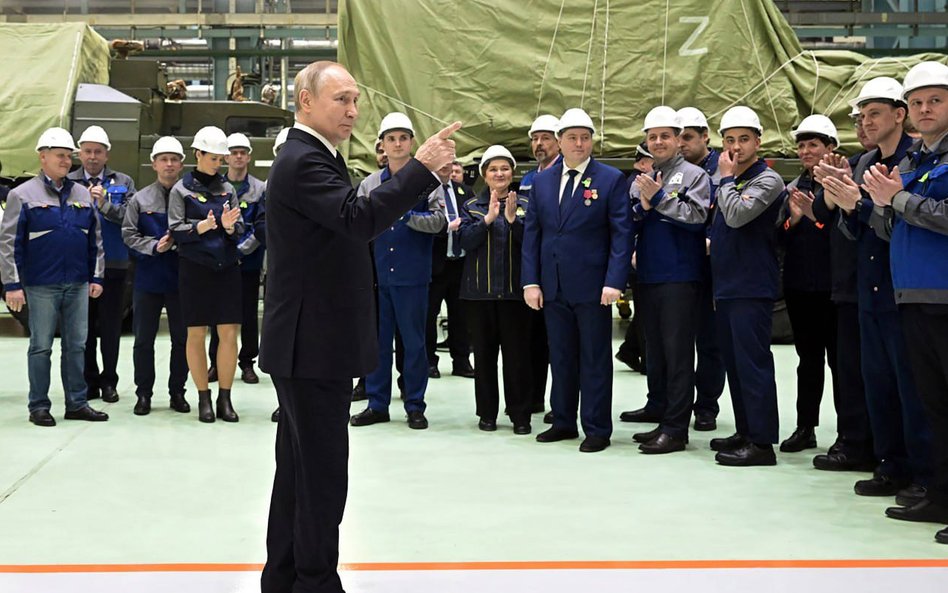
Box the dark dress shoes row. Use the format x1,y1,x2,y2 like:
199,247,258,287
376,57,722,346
896,484,927,507
710,432,748,452
407,410,428,430
207,366,218,383
29,409,56,427
885,499,948,524
780,426,817,453
271,408,280,423
241,366,260,384
478,418,497,432
579,436,610,453
101,385,119,403
542,411,554,424
350,407,390,427
812,450,876,472
64,407,109,422
352,381,367,401
854,474,911,497
619,407,662,423
715,442,777,466
428,366,441,379
513,423,531,435
451,361,475,378
536,427,579,443
693,414,716,431
640,433,686,455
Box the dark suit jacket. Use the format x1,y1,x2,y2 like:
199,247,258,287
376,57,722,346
431,180,473,276
521,158,631,303
259,128,439,379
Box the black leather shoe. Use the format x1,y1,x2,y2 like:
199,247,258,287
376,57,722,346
216,389,239,422
407,410,428,430
271,408,280,423
350,407,390,427
428,365,441,379
937,526,948,544
632,426,662,444
101,385,119,403
170,392,190,413
694,414,717,432
241,366,260,384
543,411,554,424
715,442,776,466
896,484,928,507
710,432,748,452
513,423,531,435
619,407,662,423
133,395,151,416
29,409,56,427
579,436,610,453
64,407,109,422
780,426,817,453
854,474,910,497
352,380,367,401
197,389,215,423
207,366,218,383
451,361,475,378
614,349,642,372
812,451,875,472
885,499,948,524
639,433,687,455
478,418,497,432
536,427,580,443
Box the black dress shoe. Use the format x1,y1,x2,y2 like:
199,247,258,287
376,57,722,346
64,407,109,422
710,432,748,452
619,407,662,423
207,366,218,383
543,411,554,424
715,442,776,466
216,389,239,422
197,389,215,423
407,410,428,430
885,499,948,524
896,484,928,507
134,395,151,416
101,385,119,403
350,407,390,427
780,426,817,453
812,451,876,472
639,433,687,455
170,392,190,413
451,361,475,378
352,380,367,401
428,365,441,379
693,414,717,432
632,426,661,444
29,409,56,427
614,349,641,371
937,526,948,544
478,418,497,432
241,366,260,384
854,474,910,497
536,427,579,443
271,408,280,423
513,423,531,435
579,436,610,453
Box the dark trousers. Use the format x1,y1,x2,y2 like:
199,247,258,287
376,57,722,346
694,279,726,417
84,267,126,390
366,284,428,413
528,308,549,408
639,282,699,438
544,298,613,439
834,303,872,451
716,298,779,444
132,290,188,397
425,258,470,368
784,289,838,428
262,376,350,593
616,279,646,367
467,299,532,424
901,304,948,506
209,269,260,369
860,309,932,483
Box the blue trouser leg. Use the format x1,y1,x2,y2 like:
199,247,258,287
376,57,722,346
389,285,429,414
366,285,396,412
694,279,725,417
25,285,60,413
544,298,580,432
59,283,90,412
574,301,614,439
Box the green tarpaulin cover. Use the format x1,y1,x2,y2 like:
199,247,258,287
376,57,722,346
338,0,947,174
0,23,110,177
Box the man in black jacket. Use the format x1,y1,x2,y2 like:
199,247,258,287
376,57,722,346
258,60,460,593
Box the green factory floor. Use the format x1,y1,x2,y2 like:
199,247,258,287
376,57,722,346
0,320,945,592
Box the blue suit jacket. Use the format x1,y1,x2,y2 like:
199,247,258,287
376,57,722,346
521,157,631,303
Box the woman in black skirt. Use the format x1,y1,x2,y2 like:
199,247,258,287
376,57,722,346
168,126,244,423
457,145,533,434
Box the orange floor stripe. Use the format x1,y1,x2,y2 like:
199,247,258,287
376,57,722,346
2,559,948,573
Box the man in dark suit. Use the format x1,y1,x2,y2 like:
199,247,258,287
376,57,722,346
521,108,632,453
258,60,460,593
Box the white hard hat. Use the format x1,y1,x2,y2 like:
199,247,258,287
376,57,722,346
528,114,560,138
150,136,185,160
35,127,78,152
77,125,112,150
849,104,861,119
642,106,682,133
849,77,905,108
792,114,839,146
378,112,414,140
273,127,290,156
191,126,229,155
227,132,252,152
479,145,517,176
635,142,654,160
556,108,596,137
718,106,763,136
677,107,709,130
901,61,948,100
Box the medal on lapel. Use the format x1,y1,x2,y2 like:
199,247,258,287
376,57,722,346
581,177,596,206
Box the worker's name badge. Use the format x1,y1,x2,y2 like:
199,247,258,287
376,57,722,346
668,172,684,185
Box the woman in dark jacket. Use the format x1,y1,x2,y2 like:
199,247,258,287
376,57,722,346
168,126,244,423
457,145,533,434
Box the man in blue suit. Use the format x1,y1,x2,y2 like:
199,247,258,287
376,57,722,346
522,108,632,453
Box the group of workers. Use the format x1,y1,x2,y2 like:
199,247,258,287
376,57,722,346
0,60,946,547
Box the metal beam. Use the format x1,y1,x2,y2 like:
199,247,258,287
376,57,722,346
784,12,948,25
0,13,337,26
136,48,337,58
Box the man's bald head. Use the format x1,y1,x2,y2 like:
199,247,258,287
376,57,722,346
295,61,361,147
294,61,350,107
